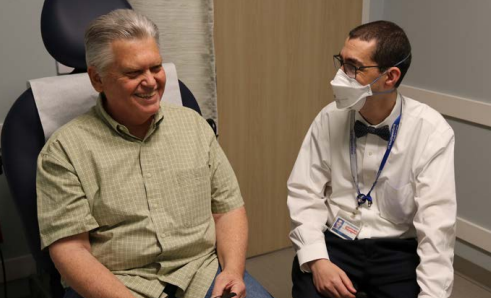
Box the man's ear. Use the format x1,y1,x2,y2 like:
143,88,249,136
385,67,402,88
88,66,104,93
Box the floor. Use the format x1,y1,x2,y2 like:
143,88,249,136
1,247,489,298
245,247,491,298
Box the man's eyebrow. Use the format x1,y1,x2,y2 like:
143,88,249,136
122,67,141,73
344,56,362,66
339,51,363,66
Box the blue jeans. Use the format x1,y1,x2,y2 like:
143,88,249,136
204,267,272,298
64,268,272,298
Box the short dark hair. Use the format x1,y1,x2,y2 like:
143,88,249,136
349,20,411,88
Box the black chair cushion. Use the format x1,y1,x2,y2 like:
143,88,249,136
41,0,132,70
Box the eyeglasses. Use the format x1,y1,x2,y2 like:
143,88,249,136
333,54,381,79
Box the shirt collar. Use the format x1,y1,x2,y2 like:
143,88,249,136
355,92,402,128
95,94,164,140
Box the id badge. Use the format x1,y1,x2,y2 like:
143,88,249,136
329,209,362,240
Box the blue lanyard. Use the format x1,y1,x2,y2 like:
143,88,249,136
349,101,402,208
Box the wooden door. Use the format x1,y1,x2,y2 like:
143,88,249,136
214,0,363,257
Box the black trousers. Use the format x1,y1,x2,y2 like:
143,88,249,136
292,231,420,298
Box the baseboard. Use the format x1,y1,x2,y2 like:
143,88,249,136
457,217,491,254
0,254,36,283
399,84,491,128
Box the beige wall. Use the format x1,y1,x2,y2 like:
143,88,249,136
214,0,363,257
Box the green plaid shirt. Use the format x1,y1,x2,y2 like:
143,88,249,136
37,97,244,298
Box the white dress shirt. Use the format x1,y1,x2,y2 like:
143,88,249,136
287,93,456,298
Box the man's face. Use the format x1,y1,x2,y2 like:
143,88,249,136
90,37,166,127
339,37,385,89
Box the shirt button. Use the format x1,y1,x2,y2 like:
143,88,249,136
145,173,152,178
368,152,373,156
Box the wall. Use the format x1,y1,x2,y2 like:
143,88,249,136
0,0,57,122
368,0,491,272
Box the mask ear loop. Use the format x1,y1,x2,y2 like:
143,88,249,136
370,53,412,94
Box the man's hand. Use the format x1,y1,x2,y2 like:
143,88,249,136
309,259,356,298
211,269,246,298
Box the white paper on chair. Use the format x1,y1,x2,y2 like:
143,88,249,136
29,62,182,140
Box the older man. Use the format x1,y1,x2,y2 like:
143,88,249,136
37,9,271,298
288,21,456,298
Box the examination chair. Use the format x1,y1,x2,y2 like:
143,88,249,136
1,0,208,297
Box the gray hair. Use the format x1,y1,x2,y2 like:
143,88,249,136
85,9,160,74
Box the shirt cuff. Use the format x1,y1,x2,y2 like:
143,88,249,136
296,241,330,273
40,216,99,250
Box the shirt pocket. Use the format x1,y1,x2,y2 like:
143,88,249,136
377,181,416,225
175,166,212,227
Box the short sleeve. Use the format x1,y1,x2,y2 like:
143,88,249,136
208,136,244,214
37,141,99,249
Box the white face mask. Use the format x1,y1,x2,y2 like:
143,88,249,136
330,53,411,111
330,69,373,111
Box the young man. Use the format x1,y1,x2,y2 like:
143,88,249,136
288,21,456,298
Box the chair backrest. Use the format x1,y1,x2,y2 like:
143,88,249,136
1,1,203,297
41,0,132,72
2,88,62,296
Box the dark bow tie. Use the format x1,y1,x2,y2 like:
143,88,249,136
354,120,390,141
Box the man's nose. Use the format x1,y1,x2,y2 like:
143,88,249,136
141,71,157,88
